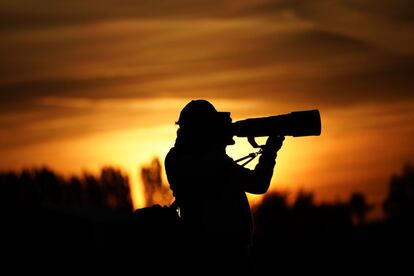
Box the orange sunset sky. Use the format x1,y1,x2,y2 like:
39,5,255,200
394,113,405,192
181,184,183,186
1,1,414,218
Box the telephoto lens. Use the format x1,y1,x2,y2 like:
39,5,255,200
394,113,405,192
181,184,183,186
232,109,321,138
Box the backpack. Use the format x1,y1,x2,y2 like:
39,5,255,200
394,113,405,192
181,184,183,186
131,203,184,269
133,203,180,230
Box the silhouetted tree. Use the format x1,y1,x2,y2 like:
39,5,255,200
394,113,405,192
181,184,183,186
0,166,133,212
349,192,373,225
293,190,314,209
67,176,85,207
83,172,104,208
383,163,414,223
141,157,173,207
18,169,41,208
100,167,133,212
35,167,64,206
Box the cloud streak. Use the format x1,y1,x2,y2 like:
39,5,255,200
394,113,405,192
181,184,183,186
1,0,413,146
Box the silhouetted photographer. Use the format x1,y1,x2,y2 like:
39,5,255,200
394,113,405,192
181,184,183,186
165,99,289,272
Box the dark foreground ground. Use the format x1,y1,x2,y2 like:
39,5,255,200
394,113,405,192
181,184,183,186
2,205,413,274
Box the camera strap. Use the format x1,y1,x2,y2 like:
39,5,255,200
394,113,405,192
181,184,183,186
235,149,263,167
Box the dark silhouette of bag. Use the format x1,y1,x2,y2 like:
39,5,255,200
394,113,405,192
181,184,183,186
133,204,180,231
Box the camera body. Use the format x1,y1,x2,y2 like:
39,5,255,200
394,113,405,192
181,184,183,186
231,109,321,138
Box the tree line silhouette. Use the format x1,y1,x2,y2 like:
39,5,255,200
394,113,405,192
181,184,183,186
0,166,133,212
1,160,413,271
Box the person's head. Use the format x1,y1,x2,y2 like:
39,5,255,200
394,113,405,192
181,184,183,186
174,99,234,150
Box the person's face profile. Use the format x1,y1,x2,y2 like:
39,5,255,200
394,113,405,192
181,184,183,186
216,112,234,146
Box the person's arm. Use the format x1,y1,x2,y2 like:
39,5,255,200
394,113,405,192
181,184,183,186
230,135,285,194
